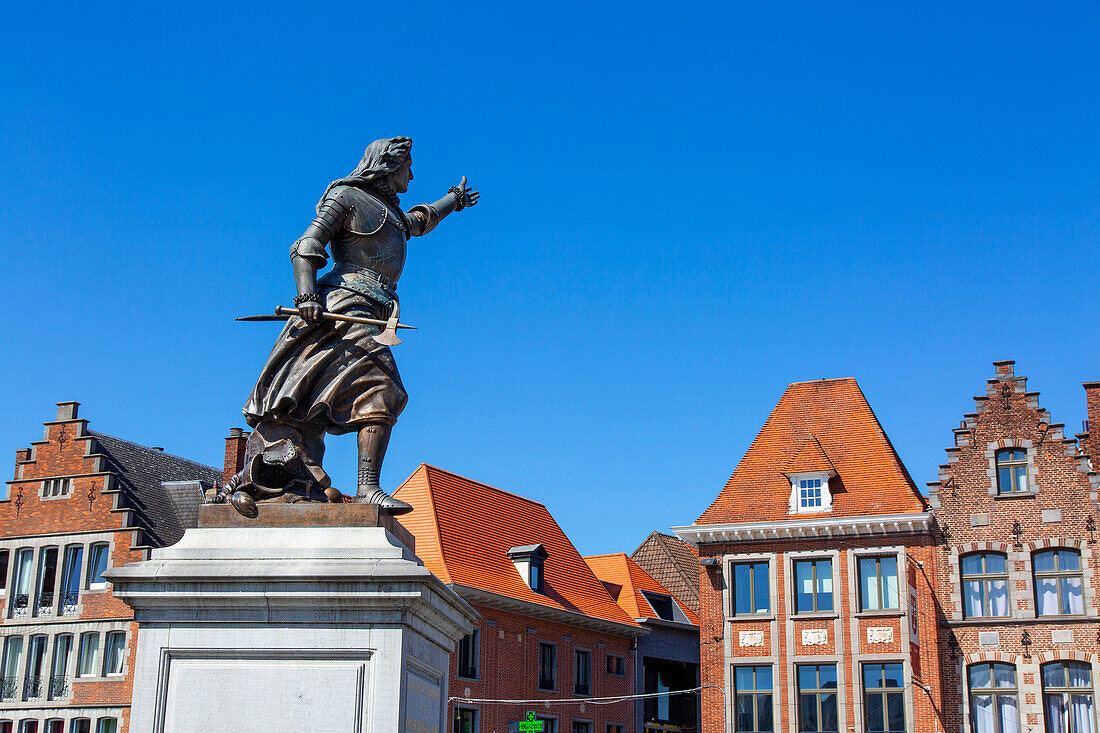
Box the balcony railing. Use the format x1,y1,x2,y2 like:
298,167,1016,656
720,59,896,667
25,675,44,700
9,594,28,618
48,676,69,699
35,592,54,616
0,676,17,701
59,591,80,616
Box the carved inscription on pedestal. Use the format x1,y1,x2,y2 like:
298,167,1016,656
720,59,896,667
867,627,893,644
739,631,765,647
802,629,828,646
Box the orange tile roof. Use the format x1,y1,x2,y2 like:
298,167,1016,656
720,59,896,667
393,465,641,630
584,553,701,626
695,378,927,525
782,435,837,474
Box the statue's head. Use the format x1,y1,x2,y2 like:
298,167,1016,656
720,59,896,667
352,137,413,193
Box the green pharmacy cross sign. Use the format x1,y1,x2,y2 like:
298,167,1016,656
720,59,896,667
518,712,544,733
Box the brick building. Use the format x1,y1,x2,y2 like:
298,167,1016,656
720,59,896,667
585,553,700,733
0,403,219,733
672,378,943,733
393,465,646,733
928,361,1100,733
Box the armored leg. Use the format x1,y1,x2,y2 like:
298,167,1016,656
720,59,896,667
356,423,412,515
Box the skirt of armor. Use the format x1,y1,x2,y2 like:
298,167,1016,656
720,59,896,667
242,286,408,434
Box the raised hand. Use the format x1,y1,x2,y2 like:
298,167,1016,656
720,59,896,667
454,176,479,209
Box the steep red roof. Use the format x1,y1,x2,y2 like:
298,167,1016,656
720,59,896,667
584,553,700,625
696,378,926,525
393,465,640,629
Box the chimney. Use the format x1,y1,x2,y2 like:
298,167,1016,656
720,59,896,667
223,428,250,483
1084,382,1100,465
55,401,80,421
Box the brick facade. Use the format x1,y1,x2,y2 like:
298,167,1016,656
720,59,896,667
450,605,636,733
929,361,1100,733
0,403,217,733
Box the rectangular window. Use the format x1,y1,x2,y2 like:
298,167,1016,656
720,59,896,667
732,561,770,615
103,632,125,676
572,723,591,733
2,636,24,701
641,592,676,621
77,634,99,677
539,643,557,690
18,722,37,733
529,563,543,593
734,666,773,732
863,663,905,732
457,630,479,679
24,635,47,701
94,720,116,733
859,556,899,611
58,546,82,616
48,635,72,700
454,707,478,733
87,544,109,591
794,559,833,614
575,650,590,696
797,664,838,733
10,549,33,618
70,721,90,733
606,655,625,676
41,479,71,498
0,549,9,591
34,547,58,617
44,722,63,733
536,719,557,733
799,479,823,510
606,725,624,733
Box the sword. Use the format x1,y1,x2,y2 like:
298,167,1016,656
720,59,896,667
236,306,416,346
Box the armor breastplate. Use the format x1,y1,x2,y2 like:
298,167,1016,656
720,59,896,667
328,186,408,284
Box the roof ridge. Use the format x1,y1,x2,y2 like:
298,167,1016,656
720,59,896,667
419,463,549,508
787,377,857,386
88,430,219,474
583,552,629,560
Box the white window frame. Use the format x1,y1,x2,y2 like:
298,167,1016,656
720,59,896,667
787,471,834,514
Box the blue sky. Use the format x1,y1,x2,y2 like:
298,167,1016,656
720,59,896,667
2,2,1098,556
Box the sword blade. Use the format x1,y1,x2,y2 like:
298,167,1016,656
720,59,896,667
236,307,416,330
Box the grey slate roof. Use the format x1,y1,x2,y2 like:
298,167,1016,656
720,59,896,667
89,431,220,548
630,531,701,613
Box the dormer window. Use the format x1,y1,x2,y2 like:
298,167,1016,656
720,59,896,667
507,544,549,594
787,471,834,514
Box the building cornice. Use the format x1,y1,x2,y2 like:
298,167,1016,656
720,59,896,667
447,583,649,638
671,512,932,545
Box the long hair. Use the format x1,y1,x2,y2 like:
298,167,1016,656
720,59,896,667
316,137,412,212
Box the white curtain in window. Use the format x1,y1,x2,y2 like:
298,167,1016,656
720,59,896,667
1046,694,1066,733
1038,579,1059,616
13,550,32,595
964,582,983,617
999,695,1019,733
990,580,1009,616
972,695,994,733
1066,579,1085,615
1070,695,1094,733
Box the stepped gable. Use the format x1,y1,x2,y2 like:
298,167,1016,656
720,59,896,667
393,464,640,629
89,430,220,547
695,377,926,525
584,552,700,625
630,531,700,613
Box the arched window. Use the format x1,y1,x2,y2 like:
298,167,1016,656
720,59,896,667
996,449,1029,494
962,553,1010,618
968,662,1018,733
1042,661,1093,733
1034,550,1085,616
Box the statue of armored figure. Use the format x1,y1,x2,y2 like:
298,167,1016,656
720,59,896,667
214,137,478,516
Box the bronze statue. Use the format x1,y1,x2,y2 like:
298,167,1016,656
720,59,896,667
215,137,478,516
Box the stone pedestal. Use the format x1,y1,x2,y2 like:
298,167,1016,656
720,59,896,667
105,504,478,733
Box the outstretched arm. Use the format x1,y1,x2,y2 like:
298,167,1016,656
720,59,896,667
407,176,480,236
